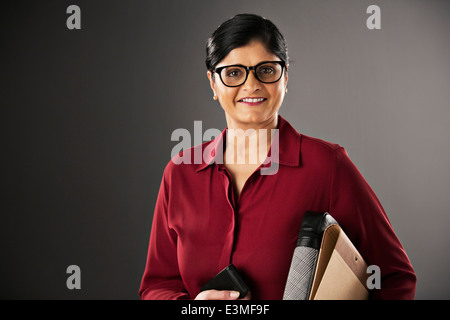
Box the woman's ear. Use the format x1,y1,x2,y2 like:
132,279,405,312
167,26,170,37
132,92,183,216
207,71,217,99
284,64,289,89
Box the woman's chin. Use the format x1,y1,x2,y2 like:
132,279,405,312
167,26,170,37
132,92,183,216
231,111,278,128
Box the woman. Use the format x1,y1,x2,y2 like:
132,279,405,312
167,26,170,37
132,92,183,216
139,14,416,300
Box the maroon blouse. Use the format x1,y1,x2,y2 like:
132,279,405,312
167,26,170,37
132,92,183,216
139,115,416,299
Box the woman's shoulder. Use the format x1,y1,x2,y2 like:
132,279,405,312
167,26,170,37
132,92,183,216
279,116,345,165
300,134,343,152
163,140,214,178
280,116,343,157
299,133,348,165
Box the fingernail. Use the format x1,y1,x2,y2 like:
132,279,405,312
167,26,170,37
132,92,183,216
230,291,240,299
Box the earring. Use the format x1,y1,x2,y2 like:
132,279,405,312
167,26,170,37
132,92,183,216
213,95,218,100
285,87,288,94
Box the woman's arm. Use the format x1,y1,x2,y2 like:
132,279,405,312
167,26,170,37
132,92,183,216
329,147,417,299
139,169,189,300
139,165,252,300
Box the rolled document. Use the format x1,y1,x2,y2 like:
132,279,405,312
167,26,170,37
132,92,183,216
283,212,337,300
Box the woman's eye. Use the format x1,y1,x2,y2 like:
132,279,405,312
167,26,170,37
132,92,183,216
260,67,274,74
226,69,243,77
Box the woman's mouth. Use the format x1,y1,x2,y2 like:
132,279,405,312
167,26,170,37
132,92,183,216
237,97,267,106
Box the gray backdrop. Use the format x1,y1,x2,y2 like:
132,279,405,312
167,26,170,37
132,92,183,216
2,0,449,299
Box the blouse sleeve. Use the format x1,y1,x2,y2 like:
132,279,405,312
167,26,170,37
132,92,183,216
138,167,190,300
329,147,417,299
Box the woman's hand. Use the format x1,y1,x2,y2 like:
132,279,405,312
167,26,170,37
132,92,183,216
195,290,251,300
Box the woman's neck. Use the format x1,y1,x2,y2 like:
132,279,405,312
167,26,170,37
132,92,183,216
224,114,278,165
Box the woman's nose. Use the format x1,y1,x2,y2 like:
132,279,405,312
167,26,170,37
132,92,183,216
242,71,261,93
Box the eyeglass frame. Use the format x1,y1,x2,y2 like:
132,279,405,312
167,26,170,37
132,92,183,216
213,60,287,88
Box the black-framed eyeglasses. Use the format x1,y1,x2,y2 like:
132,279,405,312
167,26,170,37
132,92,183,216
213,61,286,87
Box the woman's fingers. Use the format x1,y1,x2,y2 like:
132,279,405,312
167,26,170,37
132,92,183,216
195,290,241,300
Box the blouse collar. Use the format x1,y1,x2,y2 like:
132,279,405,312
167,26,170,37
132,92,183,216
195,115,301,172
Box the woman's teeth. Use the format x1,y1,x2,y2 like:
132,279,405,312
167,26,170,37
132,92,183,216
240,98,266,103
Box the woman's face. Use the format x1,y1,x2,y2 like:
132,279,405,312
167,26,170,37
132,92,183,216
207,40,288,129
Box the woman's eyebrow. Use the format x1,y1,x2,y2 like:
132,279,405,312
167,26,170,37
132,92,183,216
217,60,274,68
216,63,246,68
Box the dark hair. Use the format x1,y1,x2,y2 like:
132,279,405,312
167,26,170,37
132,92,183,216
205,14,289,72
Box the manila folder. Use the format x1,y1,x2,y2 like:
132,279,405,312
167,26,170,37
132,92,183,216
309,224,369,300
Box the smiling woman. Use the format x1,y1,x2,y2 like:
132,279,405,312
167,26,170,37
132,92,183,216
139,13,416,300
